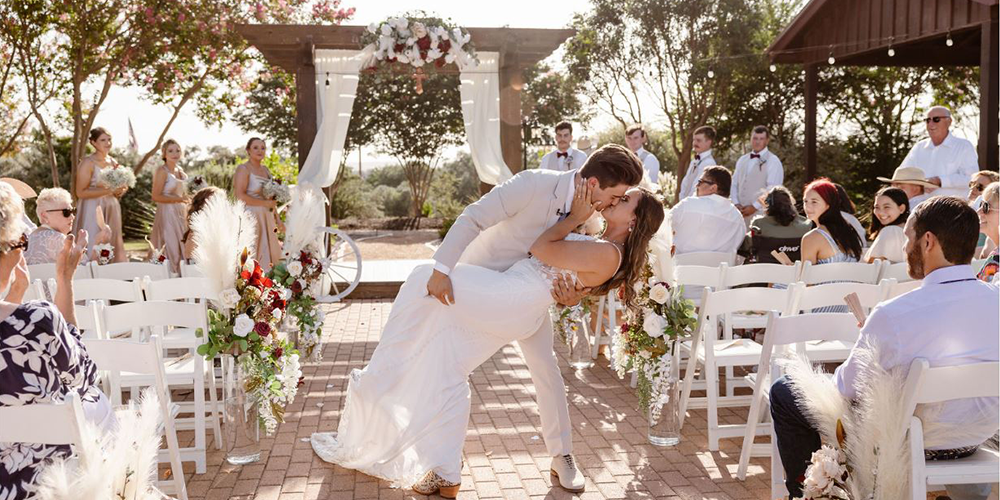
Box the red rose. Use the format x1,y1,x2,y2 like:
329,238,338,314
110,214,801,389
100,249,110,257
394,43,404,52
620,323,629,335
254,321,271,337
439,40,451,53
272,346,283,359
261,276,273,288
241,270,250,280
416,36,431,51
300,251,311,265
157,255,166,262
291,280,302,294
435,58,445,68
297,376,305,387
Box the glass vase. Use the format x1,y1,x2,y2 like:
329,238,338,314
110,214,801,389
567,321,595,370
222,355,262,465
647,347,681,447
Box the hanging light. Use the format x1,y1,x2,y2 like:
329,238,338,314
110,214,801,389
707,69,715,78
946,31,954,46
325,72,330,87
887,37,895,57
827,47,835,65
769,64,777,72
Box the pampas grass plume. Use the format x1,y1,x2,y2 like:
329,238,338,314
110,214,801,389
284,182,327,257
192,195,258,298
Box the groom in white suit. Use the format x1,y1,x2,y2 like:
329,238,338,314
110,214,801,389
427,145,644,492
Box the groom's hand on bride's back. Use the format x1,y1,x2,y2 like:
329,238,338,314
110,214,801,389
427,269,455,305
552,274,590,307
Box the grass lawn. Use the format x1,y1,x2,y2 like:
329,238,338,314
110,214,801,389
124,239,148,252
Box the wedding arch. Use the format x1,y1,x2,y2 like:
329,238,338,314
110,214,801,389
237,23,574,193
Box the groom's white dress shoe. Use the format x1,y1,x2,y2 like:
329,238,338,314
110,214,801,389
550,454,585,492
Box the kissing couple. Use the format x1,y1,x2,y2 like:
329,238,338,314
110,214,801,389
310,144,665,497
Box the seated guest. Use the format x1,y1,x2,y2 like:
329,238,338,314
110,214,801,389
968,170,999,203
834,183,869,247
738,186,811,264
671,166,745,255
801,179,864,266
976,182,999,285
25,188,111,265
864,187,909,263
0,182,114,500
540,121,586,172
877,165,935,212
0,178,38,233
898,105,979,199
182,186,224,260
771,196,999,500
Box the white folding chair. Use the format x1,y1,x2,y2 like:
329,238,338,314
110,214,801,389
84,335,188,500
179,260,204,278
675,251,737,267
885,278,923,299
903,359,1000,499
99,301,219,473
591,290,621,360
735,312,861,495
28,263,92,282
91,261,170,281
720,262,803,290
788,280,890,315
799,261,881,285
73,300,105,339
675,264,725,307
0,391,87,450
877,260,912,283
21,279,47,302
678,286,793,451
66,277,144,304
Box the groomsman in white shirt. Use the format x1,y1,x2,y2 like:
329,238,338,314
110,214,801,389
678,125,717,200
670,166,746,255
731,125,784,225
898,106,979,199
540,121,587,172
624,123,660,184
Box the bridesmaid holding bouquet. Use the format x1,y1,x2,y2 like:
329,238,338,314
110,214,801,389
233,137,283,270
73,127,127,263
150,139,189,273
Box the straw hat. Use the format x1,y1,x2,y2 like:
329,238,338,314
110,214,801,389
0,178,37,199
576,136,594,151
876,166,938,189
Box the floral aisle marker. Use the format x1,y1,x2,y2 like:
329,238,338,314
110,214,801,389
270,183,329,361
192,196,301,464
360,14,478,93
550,296,594,369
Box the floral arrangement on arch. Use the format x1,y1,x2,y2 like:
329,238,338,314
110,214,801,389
611,263,697,413
360,15,478,70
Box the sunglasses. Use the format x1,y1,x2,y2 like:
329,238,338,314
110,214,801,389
46,208,77,218
981,200,992,215
924,116,949,123
2,233,28,253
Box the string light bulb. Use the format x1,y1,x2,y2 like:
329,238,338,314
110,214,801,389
946,32,954,46
707,69,715,78
827,47,835,65
887,37,895,57
769,64,777,72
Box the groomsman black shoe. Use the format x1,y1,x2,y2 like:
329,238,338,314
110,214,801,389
550,454,585,492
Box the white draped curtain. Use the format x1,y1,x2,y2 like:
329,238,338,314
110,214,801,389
458,51,513,186
297,49,369,188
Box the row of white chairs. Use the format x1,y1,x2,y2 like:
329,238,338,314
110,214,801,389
27,261,172,283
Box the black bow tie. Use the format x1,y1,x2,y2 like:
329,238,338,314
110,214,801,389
694,154,701,161
556,151,568,158
750,153,761,159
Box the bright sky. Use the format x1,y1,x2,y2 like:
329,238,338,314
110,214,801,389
97,0,592,164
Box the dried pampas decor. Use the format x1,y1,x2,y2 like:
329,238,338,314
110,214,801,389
191,195,258,300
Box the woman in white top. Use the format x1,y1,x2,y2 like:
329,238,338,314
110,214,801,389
864,186,909,263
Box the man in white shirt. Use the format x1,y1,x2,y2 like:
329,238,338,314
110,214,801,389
678,125,717,200
731,125,783,225
877,165,937,212
898,106,979,199
770,196,999,500
624,123,660,184
540,121,587,172
670,166,745,255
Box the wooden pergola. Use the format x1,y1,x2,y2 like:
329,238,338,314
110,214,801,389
768,0,998,180
236,24,575,184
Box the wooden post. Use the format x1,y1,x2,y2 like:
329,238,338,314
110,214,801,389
296,41,317,169
804,64,818,183
498,51,523,176
980,8,998,170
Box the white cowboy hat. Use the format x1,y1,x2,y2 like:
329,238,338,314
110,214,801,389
876,166,938,189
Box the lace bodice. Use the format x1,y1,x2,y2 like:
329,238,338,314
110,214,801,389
519,233,621,287
25,227,89,265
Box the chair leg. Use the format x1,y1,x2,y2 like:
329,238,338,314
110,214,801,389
591,298,605,360
723,316,736,398
161,400,189,500
771,436,787,499
192,360,207,474
706,364,721,451
737,387,766,479
678,352,701,429
206,360,222,450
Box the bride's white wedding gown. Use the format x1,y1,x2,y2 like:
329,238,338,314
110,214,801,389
311,233,600,487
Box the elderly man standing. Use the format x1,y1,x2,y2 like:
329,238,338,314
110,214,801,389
898,106,979,198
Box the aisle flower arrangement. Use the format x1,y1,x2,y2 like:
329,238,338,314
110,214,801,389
360,15,477,70
551,299,591,347
269,249,327,360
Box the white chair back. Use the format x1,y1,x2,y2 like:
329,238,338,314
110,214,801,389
54,278,144,304
91,262,169,281
21,279,47,302
675,251,737,267
179,260,204,278
884,278,922,299
28,263,92,282
0,392,87,447
143,277,214,302
100,301,207,340
675,265,724,305
788,281,889,313
74,300,105,339
700,286,794,319
877,261,912,283
720,262,802,288
799,260,880,285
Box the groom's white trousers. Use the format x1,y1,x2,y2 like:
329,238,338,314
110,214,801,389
514,314,574,457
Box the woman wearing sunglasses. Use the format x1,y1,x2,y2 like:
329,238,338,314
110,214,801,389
976,182,1000,285
25,188,112,265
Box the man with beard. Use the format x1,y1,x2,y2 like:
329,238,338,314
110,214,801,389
768,196,999,500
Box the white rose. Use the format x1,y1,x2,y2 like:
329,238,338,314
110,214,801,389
380,23,391,36
273,308,283,322
412,22,427,38
367,22,378,34
219,288,241,310
287,260,303,277
649,283,670,305
283,288,293,300
642,312,666,338
632,280,644,294
233,314,254,338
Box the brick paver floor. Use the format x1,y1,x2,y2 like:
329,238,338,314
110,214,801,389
177,300,956,500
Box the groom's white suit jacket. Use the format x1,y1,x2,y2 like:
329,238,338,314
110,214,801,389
432,168,575,456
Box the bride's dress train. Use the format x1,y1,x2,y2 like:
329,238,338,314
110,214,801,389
311,236,590,487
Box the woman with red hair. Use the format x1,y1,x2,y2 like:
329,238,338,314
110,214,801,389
801,178,864,266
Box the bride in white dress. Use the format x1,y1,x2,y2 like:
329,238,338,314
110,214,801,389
311,181,664,497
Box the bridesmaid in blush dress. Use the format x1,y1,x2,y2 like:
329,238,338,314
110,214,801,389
150,139,190,273
233,137,283,269
73,127,128,263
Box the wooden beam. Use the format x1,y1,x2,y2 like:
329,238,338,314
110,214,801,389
980,6,999,169
498,51,524,178
296,41,317,169
804,64,818,184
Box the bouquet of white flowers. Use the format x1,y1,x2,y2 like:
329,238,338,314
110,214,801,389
262,178,291,205
98,166,136,190
93,243,114,265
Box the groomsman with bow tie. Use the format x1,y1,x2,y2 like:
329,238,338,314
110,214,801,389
731,125,784,224
624,123,661,184
540,121,587,172
678,125,717,200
